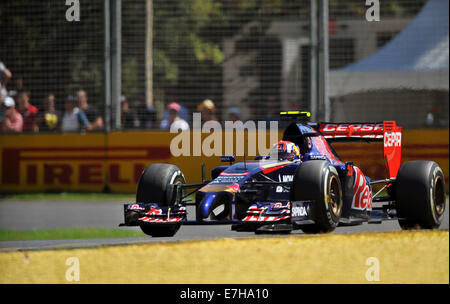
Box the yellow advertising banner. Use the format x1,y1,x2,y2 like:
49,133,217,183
0,129,448,193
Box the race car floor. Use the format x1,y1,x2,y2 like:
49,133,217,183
0,199,448,251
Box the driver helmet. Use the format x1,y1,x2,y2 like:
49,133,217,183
269,141,300,161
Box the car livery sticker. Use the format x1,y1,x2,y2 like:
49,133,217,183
209,175,247,185
312,136,343,165
320,123,384,138
243,202,291,222
352,167,373,211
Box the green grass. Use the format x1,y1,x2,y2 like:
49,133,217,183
0,192,135,201
0,228,146,241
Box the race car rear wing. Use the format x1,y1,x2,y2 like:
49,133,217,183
318,121,402,179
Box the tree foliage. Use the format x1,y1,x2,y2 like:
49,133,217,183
0,0,427,112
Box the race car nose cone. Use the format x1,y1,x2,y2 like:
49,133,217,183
198,193,217,219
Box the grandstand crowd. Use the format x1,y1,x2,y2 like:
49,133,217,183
0,60,237,134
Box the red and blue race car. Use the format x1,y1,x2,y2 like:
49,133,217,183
120,111,446,237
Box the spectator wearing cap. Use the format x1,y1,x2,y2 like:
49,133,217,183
1,96,23,133
161,103,190,127
160,102,189,131
77,89,103,131
17,90,39,132
61,95,90,132
197,99,217,125
37,93,61,132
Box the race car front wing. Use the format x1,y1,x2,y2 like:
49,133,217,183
119,200,315,229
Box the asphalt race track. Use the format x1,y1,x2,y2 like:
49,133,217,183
0,199,448,251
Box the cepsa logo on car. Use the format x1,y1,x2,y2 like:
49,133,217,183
321,123,384,132
384,132,402,147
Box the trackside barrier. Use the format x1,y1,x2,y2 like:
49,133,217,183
0,129,448,193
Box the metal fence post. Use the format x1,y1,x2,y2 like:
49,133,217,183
111,0,122,129
146,0,153,108
310,0,318,122
318,0,330,122
104,0,111,133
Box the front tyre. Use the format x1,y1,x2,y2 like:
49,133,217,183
292,160,343,233
136,163,185,237
136,163,185,206
139,224,180,237
395,161,446,229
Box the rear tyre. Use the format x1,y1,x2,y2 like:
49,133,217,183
395,161,446,229
292,160,343,234
136,163,185,237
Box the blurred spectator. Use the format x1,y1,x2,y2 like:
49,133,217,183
0,61,12,101
121,96,139,129
1,96,23,133
160,101,189,130
16,90,39,132
131,92,158,129
227,107,240,122
37,93,61,132
77,89,103,130
61,95,90,132
197,99,217,125
161,103,190,127
160,102,189,131
140,105,157,129
425,105,447,128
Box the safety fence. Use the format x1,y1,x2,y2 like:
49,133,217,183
1,0,447,134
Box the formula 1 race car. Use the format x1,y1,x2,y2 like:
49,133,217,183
119,111,446,237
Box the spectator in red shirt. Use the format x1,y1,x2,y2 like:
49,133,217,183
16,90,39,132
1,96,23,133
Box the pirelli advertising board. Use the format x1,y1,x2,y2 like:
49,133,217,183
0,129,448,193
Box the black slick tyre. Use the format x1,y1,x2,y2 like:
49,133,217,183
136,163,185,237
292,160,343,233
395,161,446,229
